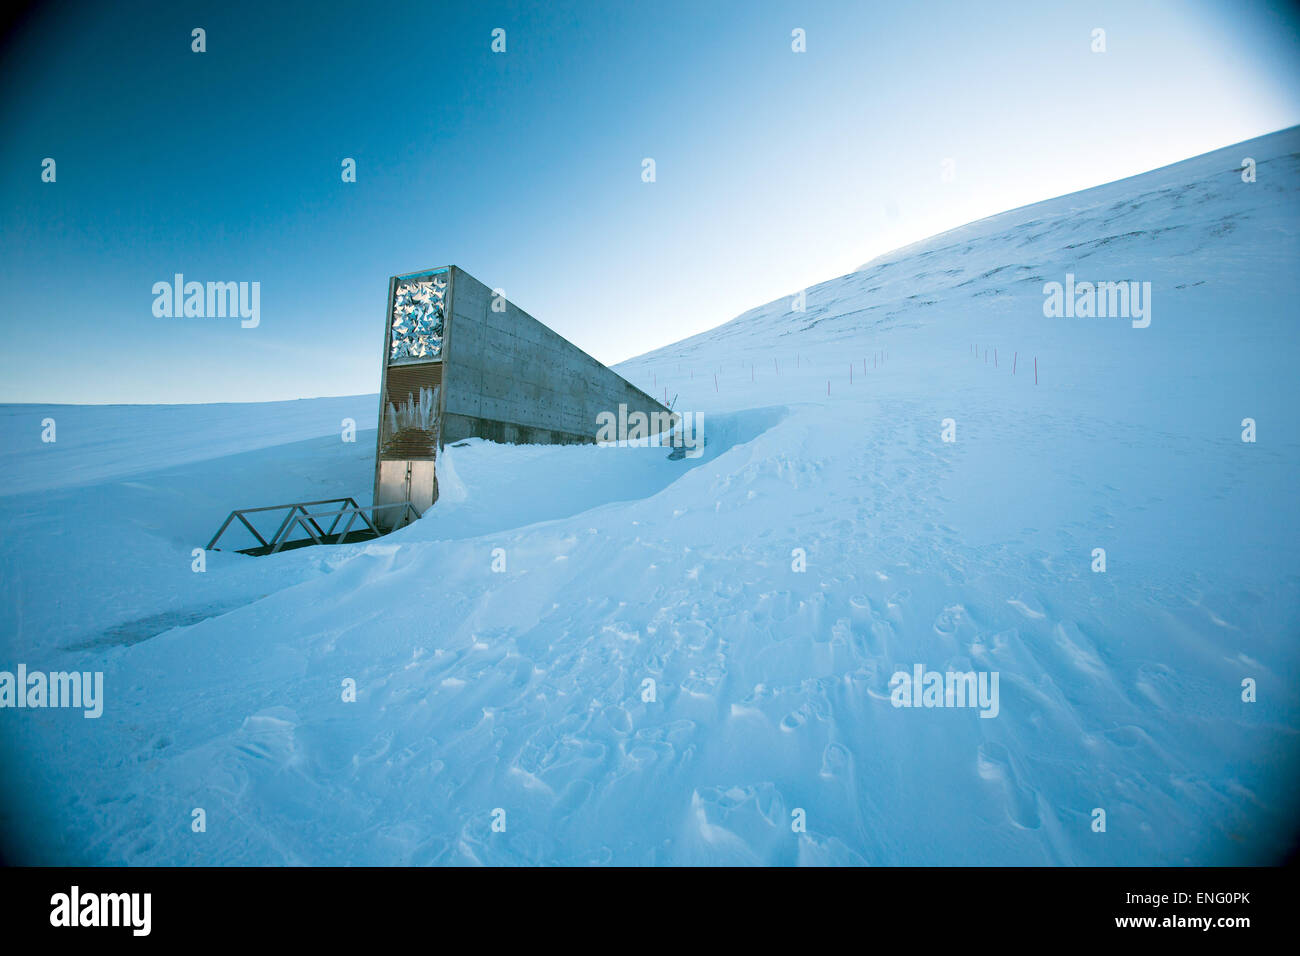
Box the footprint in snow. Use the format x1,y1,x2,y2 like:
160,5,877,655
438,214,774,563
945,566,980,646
780,705,809,732
231,708,299,769
352,729,393,767
820,742,852,779
977,742,1041,830
933,604,966,637
552,778,595,820
1006,594,1047,620
601,704,633,735
1053,621,1107,678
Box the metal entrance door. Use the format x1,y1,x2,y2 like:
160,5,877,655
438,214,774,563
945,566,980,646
375,459,435,530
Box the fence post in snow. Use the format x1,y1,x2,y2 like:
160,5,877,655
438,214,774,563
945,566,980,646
1035,357,1038,385
1013,351,1017,375
714,373,718,392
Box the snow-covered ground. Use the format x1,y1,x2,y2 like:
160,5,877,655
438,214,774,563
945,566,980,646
2,129,1298,865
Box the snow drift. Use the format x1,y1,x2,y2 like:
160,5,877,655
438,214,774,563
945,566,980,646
1,129,1298,865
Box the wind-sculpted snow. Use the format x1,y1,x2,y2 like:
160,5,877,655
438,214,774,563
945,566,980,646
2,130,1298,865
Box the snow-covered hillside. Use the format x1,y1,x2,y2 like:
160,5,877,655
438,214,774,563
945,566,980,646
2,129,1298,865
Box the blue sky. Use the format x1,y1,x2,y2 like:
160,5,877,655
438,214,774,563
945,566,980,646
2,0,1298,404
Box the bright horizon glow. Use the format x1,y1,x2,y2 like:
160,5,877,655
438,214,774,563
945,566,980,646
2,0,1298,404
771,125,1291,332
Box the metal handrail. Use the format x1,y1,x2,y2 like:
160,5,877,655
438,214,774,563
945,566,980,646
219,497,359,515
207,499,422,553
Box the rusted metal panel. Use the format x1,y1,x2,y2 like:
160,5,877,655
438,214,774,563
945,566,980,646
379,363,443,461
385,363,443,407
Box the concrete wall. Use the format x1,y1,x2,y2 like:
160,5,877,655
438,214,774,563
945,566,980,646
441,266,672,445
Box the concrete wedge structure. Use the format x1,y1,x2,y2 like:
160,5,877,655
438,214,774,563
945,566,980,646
373,265,674,528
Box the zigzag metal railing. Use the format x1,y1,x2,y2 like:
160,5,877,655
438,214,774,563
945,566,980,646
206,497,422,555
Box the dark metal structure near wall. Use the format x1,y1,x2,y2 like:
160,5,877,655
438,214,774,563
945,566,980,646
373,265,674,529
